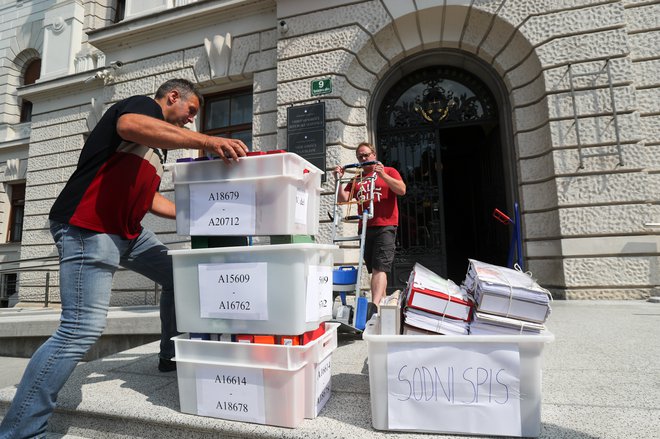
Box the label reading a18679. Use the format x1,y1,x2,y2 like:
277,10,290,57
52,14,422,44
189,181,256,235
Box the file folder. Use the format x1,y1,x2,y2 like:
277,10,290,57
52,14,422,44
403,263,473,322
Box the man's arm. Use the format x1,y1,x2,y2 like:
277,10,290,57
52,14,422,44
116,113,247,163
375,164,406,196
333,166,352,202
150,192,176,219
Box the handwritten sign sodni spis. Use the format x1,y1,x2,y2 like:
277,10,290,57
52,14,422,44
387,342,522,436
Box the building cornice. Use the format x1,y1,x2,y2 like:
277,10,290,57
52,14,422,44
16,70,102,103
87,0,273,53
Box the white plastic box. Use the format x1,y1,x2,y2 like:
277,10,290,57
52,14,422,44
173,323,338,428
363,317,554,437
169,243,338,334
171,153,322,236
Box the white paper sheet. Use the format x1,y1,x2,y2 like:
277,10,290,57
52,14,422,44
306,265,333,322
189,181,256,235
295,189,308,225
195,363,265,424
198,262,268,320
387,342,521,436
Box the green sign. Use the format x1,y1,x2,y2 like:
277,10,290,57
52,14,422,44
311,78,332,96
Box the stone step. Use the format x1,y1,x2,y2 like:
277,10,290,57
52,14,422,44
0,306,161,360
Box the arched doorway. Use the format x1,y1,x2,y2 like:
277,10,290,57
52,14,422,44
377,65,510,287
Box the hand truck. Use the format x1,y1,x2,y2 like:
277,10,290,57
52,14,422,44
330,160,379,332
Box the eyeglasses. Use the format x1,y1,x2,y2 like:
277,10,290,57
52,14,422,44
356,152,373,159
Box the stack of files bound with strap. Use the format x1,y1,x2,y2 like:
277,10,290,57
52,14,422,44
401,263,471,335
470,312,544,335
464,259,552,335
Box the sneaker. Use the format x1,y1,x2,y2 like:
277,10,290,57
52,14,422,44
158,357,176,372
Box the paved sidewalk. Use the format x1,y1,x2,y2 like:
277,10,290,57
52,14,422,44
0,300,658,438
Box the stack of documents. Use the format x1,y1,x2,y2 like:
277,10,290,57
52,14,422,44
469,312,544,335
401,263,472,335
464,259,552,335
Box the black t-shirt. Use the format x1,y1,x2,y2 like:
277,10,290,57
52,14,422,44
49,96,166,239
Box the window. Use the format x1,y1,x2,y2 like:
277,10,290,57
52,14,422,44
8,184,25,243
202,88,253,152
20,59,41,123
114,0,126,23
0,273,17,308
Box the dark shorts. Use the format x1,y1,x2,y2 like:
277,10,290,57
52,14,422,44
364,226,397,273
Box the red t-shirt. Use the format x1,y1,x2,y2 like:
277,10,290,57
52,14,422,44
345,166,403,227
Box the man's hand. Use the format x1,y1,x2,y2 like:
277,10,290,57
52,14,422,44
333,165,345,178
373,162,385,176
203,137,248,164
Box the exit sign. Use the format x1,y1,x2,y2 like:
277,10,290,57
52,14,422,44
311,78,332,96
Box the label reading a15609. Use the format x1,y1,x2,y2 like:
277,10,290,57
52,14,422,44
198,262,268,320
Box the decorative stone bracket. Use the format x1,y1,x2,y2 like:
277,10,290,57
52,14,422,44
204,33,232,79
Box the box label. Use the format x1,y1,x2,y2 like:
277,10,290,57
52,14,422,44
198,262,268,320
295,189,308,225
305,265,333,322
386,342,521,436
195,363,265,424
189,181,256,235
315,355,332,415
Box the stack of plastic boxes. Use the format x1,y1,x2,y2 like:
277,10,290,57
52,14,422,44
169,152,339,428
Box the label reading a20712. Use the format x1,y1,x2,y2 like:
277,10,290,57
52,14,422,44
189,182,256,235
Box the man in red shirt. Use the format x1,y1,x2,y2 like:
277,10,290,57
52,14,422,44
334,142,406,310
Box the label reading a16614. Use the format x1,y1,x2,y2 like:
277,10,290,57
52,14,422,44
196,364,265,424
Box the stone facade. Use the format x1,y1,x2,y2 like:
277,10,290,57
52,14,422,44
0,0,658,305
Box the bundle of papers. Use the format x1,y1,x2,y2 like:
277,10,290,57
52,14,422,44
399,263,472,335
469,312,544,335
404,308,469,335
405,263,473,322
465,259,551,324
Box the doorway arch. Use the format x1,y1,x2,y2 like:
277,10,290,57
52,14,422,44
371,51,517,288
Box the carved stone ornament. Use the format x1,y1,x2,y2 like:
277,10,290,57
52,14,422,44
51,16,66,34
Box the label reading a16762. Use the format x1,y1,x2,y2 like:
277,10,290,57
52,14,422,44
189,181,256,235
198,262,268,320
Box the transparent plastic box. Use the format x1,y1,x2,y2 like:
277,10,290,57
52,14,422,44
363,317,554,437
173,323,338,428
171,153,322,236
172,323,338,370
169,243,338,334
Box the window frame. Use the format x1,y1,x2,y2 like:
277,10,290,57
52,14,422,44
7,183,25,243
201,87,253,151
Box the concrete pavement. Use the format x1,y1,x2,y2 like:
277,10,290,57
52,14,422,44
0,300,658,438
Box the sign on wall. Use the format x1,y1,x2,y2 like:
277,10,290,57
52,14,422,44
287,102,326,182
311,78,332,96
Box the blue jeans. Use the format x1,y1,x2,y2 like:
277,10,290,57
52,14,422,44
0,222,177,438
